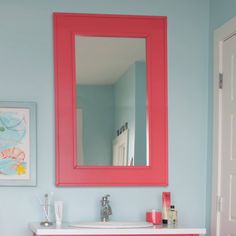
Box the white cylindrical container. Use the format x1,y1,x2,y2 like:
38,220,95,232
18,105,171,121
54,201,63,226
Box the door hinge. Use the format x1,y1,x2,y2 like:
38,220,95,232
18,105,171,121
219,73,223,89
217,196,223,212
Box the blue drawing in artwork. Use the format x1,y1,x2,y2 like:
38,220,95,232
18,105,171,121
0,112,27,176
0,112,26,151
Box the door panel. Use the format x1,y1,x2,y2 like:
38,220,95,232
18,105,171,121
220,33,236,235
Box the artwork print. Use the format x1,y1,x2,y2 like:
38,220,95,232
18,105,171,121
0,108,30,180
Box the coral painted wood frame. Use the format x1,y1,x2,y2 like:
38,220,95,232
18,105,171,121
54,13,168,186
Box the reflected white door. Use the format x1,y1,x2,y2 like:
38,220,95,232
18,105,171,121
113,129,128,166
219,33,236,235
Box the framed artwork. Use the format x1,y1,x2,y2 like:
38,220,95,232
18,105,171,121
0,102,36,186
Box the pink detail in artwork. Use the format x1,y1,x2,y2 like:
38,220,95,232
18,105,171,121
0,147,25,162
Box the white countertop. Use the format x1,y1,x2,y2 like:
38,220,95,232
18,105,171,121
29,222,206,235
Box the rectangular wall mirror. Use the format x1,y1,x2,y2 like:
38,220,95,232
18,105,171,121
54,13,168,186
75,36,147,166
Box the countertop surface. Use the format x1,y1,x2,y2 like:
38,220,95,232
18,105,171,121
29,222,206,235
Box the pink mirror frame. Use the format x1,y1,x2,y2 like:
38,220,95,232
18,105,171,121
54,13,168,186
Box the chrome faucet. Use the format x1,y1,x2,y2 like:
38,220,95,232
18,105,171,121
100,194,112,222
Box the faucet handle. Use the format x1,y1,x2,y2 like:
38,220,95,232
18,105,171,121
101,194,110,202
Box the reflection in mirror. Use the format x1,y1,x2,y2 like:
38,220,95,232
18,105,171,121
75,36,147,166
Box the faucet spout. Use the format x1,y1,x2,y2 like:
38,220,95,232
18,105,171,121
100,194,112,222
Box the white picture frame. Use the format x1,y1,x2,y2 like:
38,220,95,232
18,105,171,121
0,102,37,186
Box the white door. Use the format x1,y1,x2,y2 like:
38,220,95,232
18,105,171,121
112,129,128,166
218,33,236,235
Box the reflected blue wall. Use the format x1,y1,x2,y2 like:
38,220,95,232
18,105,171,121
76,85,114,165
135,61,146,165
114,63,135,165
77,62,146,166
114,61,146,166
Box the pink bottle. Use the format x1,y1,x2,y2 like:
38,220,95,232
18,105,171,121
162,192,170,224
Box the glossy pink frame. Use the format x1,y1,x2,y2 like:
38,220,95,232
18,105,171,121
54,13,168,186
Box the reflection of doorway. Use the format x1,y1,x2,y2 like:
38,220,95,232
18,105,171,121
112,129,128,166
77,109,84,165
212,17,236,236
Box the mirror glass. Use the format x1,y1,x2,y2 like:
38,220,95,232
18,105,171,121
75,36,147,166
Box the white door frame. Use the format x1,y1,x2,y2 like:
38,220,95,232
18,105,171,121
211,16,236,236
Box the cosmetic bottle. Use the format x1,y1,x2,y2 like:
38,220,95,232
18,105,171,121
162,192,170,224
168,205,177,225
54,201,63,226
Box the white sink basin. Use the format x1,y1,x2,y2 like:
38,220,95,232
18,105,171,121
71,221,153,229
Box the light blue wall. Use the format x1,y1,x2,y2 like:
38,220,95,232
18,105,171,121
207,1,236,235
76,85,114,165
210,0,236,29
0,1,209,235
